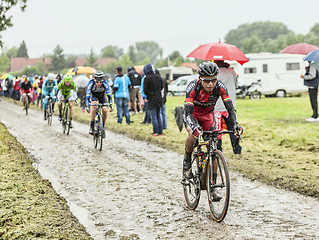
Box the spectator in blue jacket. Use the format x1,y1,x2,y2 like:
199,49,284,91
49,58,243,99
113,67,131,124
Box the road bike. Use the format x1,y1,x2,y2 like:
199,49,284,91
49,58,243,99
182,129,240,222
45,96,55,126
23,93,31,115
60,100,71,135
89,103,109,151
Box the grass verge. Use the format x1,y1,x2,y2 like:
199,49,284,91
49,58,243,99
0,122,92,239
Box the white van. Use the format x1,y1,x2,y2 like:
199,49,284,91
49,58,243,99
158,66,193,84
231,53,307,97
168,74,198,96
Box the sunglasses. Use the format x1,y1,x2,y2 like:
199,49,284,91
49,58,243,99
95,80,103,84
200,77,218,83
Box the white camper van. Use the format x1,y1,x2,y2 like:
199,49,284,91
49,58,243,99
158,66,193,84
232,53,307,97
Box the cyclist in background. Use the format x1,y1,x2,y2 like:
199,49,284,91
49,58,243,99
183,62,242,181
20,75,33,110
42,73,57,120
86,70,113,138
57,74,77,128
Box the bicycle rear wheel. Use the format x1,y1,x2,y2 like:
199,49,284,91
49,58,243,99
47,102,52,125
94,120,99,149
182,156,201,210
206,150,230,222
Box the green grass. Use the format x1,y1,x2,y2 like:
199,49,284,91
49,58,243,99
0,123,92,239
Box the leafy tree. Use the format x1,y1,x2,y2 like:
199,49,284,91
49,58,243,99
128,45,137,64
225,21,291,49
0,53,10,72
6,46,18,59
65,56,77,68
100,54,133,75
169,51,183,61
49,45,65,72
101,45,123,59
135,41,163,63
309,23,319,35
85,48,98,68
17,40,28,57
242,35,264,53
0,0,27,47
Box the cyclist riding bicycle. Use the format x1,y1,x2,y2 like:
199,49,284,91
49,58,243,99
86,70,113,138
57,74,77,128
42,73,57,120
183,62,242,182
20,75,33,110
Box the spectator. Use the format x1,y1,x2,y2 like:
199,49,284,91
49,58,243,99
143,64,163,136
301,61,319,122
155,69,168,130
6,78,14,99
2,78,8,97
13,77,20,100
140,71,151,124
214,60,242,154
127,66,142,114
113,67,131,124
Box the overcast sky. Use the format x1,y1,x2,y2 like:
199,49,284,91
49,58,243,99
2,0,319,58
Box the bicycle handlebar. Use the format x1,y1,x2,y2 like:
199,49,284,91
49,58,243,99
89,103,110,106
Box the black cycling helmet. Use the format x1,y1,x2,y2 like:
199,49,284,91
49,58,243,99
93,70,104,81
127,67,135,72
197,62,219,77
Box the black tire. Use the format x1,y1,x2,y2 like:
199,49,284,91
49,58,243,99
207,150,230,222
94,117,100,149
25,96,29,115
99,120,103,151
66,107,70,135
250,91,261,100
183,155,201,210
47,101,52,126
275,90,286,98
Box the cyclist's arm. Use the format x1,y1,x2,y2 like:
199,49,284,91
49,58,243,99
103,81,113,105
184,82,198,132
86,80,93,107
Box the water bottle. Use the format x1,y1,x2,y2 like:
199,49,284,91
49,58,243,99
197,150,206,168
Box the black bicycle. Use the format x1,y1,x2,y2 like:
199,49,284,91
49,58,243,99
23,93,30,115
60,99,71,135
182,129,240,222
45,96,55,126
89,103,109,151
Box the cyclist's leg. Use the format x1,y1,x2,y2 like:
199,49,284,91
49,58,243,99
50,91,56,112
57,91,63,119
183,113,199,178
89,100,97,134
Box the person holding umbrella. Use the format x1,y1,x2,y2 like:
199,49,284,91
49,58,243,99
301,61,319,122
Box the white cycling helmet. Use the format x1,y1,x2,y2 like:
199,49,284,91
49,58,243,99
48,73,55,80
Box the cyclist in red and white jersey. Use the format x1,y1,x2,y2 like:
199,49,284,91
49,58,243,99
20,75,33,110
183,62,242,179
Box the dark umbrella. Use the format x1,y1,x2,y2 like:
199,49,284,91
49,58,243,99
174,106,184,132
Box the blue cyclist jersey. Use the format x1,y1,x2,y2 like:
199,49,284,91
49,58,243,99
113,75,131,98
42,78,58,95
86,79,112,107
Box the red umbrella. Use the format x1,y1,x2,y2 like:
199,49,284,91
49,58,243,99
187,41,249,65
280,43,319,55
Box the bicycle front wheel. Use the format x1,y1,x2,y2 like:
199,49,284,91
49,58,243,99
206,150,230,222
98,120,103,151
25,97,29,115
66,106,70,135
182,156,201,210
47,102,52,126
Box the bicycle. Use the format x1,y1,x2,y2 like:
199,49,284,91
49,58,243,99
45,96,55,126
60,99,71,135
89,103,109,151
23,93,30,115
182,129,241,222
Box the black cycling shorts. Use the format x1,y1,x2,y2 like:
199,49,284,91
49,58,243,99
91,92,108,105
